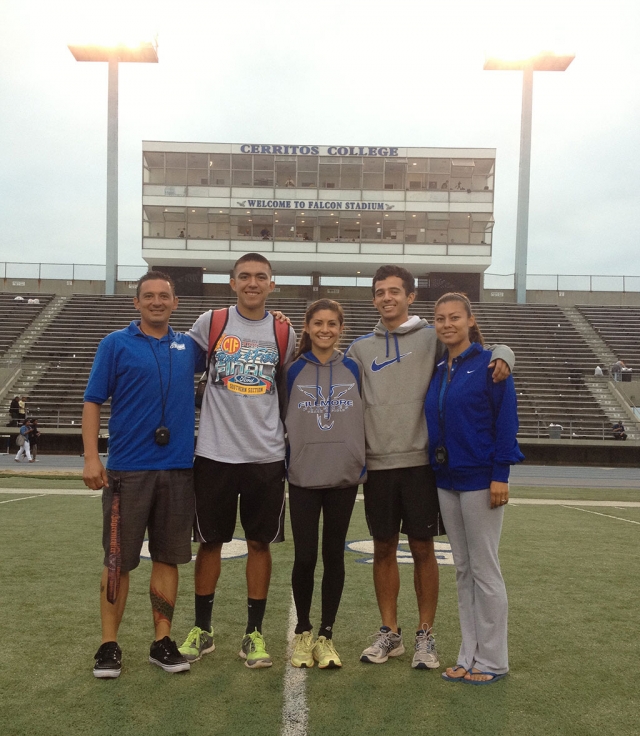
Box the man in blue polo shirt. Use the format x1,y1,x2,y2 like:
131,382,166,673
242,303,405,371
82,271,204,679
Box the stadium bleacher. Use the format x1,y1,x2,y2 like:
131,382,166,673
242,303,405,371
577,305,640,372
0,293,53,358
473,303,613,439
1,294,637,440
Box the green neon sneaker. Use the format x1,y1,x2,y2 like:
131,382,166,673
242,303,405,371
313,636,342,669
239,629,272,669
178,626,215,662
290,631,315,668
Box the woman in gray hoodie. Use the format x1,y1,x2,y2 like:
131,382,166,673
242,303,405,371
283,299,366,670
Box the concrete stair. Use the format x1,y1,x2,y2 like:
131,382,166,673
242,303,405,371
0,296,68,424
584,376,639,440
562,306,618,370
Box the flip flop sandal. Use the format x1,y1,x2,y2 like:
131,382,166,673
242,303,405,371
462,670,507,685
441,665,468,682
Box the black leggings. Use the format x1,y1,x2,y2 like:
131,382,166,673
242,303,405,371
289,484,358,635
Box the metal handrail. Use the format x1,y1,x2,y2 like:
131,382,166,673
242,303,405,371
484,272,640,293
2,261,640,291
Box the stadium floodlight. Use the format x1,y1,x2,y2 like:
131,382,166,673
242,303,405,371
484,50,575,304
68,39,158,295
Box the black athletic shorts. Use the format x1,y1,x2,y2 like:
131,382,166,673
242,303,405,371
363,465,444,541
102,469,195,573
193,456,286,544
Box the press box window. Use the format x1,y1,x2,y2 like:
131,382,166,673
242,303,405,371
144,152,165,184
211,154,231,186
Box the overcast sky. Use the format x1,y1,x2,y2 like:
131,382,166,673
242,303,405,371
1,0,638,281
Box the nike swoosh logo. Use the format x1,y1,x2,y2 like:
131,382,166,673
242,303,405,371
371,352,412,371
467,370,476,374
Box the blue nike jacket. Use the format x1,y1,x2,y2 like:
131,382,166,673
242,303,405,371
425,342,524,491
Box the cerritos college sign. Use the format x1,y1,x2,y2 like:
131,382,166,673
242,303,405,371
237,144,399,157
237,199,395,211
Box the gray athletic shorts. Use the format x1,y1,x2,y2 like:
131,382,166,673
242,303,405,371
102,469,194,573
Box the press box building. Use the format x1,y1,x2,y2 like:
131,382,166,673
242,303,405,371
141,142,496,299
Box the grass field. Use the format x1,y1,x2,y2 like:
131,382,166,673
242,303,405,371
2,485,639,736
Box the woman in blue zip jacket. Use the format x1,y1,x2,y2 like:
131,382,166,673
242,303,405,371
425,292,524,685
283,299,366,670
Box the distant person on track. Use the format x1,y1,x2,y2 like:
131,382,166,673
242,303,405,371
283,299,366,670
345,265,514,670
179,253,296,670
425,293,523,685
82,271,205,679
14,419,33,462
28,418,40,461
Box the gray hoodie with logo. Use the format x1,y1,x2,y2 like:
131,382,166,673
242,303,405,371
346,316,514,471
283,349,366,489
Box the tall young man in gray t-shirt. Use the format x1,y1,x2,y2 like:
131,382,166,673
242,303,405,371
179,253,295,668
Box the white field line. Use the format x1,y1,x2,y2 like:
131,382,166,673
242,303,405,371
0,494,46,504
563,506,640,525
511,499,640,507
281,593,308,736
0,488,100,496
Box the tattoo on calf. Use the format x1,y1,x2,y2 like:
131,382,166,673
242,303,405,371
150,588,175,624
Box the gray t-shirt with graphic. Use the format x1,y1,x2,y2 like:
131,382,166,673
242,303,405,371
189,306,296,464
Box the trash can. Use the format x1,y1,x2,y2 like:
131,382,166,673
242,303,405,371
548,426,562,439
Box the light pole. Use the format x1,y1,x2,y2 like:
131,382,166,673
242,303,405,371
68,40,158,295
485,51,574,304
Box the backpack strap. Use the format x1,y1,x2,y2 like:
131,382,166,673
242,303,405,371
207,307,230,368
195,307,231,409
273,317,291,374
272,317,292,420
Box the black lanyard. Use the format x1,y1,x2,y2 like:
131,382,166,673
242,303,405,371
141,332,172,429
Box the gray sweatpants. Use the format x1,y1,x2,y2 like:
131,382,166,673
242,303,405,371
438,487,508,674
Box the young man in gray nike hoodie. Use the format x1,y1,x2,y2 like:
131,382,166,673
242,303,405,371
346,265,514,669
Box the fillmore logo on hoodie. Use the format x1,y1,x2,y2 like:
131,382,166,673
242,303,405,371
297,383,356,431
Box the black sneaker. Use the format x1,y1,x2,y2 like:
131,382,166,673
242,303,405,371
93,641,122,678
149,636,191,673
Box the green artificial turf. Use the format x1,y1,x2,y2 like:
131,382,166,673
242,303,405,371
1,492,639,735
1,473,639,503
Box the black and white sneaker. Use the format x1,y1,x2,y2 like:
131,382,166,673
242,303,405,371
149,636,191,673
93,641,122,678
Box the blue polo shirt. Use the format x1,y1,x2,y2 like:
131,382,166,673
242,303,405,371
84,321,205,471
